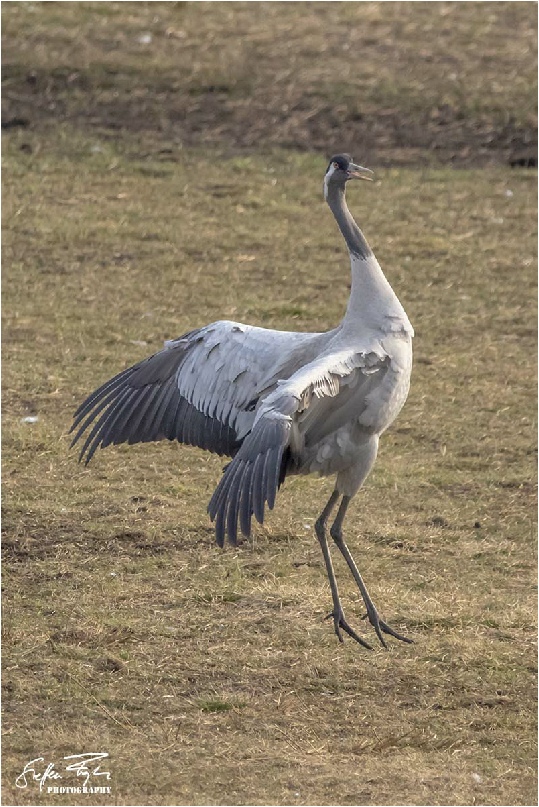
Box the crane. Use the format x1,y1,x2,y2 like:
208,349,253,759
70,154,414,650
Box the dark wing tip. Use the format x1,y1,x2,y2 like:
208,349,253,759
70,332,242,463
208,415,291,546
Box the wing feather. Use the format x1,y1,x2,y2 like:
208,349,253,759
72,367,133,423
208,414,291,543
226,461,249,546
71,321,328,463
251,453,267,525
97,389,143,452
239,459,256,538
135,382,174,443
115,386,158,445
80,389,137,464
207,345,391,544
71,320,391,548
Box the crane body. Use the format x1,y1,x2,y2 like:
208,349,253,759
71,154,414,649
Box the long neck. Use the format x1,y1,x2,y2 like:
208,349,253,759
326,183,413,336
326,183,372,260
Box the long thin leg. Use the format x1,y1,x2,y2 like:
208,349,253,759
314,491,373,650
330,496,413,648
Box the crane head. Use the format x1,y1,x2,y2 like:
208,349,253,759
324,154,373,198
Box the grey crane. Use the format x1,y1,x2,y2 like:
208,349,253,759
70,153,414,650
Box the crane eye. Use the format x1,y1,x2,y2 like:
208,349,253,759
333,162,340,169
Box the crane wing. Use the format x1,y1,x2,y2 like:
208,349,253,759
69,320,328,464
208,345,390,545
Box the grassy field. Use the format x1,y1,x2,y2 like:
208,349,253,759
2,1,537,164
2,3,537,806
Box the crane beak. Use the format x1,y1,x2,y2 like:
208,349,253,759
347,163,374,181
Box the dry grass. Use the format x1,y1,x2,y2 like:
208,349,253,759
2,2,537,163
2,3,537,806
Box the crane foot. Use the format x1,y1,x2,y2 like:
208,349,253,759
361,609,414,646
325,609,373,650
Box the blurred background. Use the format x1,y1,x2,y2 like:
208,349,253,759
2,1,537,166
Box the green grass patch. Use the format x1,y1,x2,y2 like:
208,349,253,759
198,700,236,714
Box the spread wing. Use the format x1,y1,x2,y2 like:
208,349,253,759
208,345,390,545
69,320,329,465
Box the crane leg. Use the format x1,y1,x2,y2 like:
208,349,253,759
329,495,413,647
314,490,373,650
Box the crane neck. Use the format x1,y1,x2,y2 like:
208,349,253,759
326,182,413,337
325,183,372,260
